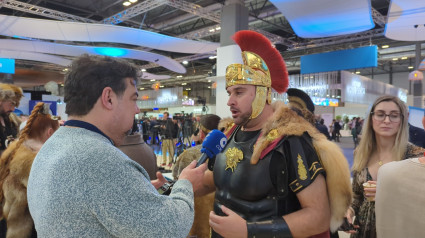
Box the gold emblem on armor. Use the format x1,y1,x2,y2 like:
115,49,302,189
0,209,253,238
297,154,307,180
267,129,279,141
225,147,244,172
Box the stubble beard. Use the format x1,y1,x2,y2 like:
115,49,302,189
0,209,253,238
234,110,251,127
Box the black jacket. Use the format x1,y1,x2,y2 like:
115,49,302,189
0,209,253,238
409,123,425,148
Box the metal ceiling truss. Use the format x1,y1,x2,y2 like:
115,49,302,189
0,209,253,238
103,0,220,25
103,0,167,24
2,0,97,23
371,7,386,27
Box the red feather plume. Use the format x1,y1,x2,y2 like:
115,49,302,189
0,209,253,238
232,30,288,93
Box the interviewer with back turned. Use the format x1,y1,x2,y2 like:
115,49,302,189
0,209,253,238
27,54,207,238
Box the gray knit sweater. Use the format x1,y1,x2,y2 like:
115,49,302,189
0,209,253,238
27,126,194,238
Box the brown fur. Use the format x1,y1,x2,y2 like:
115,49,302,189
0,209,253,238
251,102,352,232
1,140,38,238
173,146,215,238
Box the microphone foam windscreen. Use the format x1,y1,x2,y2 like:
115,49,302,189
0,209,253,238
201,129,227,158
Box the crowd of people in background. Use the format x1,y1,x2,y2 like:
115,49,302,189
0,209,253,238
0,50,424,238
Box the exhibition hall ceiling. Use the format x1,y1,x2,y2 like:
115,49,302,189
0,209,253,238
0,0,423,89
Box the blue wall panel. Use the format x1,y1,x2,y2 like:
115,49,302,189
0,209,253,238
301,45,377,74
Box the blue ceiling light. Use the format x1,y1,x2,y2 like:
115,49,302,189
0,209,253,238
94,48,128,57
269,0,374,38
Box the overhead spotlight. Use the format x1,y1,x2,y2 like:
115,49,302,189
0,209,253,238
150,79,156,81
209,29,215,32
392,58,398,61
123,1,131,6
141,69,146,72
208,86,211,89
182,61,189,65
181,83,187,86
408,66,414,69
355,71,360,74
177,75,183,78
140,87,145,90
159,85,164,88
209,56,217,59
215,27,221,30
62,68,68,72
381,45,389,49
207,80,211,82
401,57,408,60
186,88,191,91
129,0,138,2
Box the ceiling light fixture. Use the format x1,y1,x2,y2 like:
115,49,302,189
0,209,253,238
129,0,138,2
182,61,189,65
141,69,146,72
408,66,414,69
401,56,408,60
181,83,187,85
150,79,155,81
382,45,389,48
177,75,183,78
123,1,131,6
392,58,398,61
355,71,360,74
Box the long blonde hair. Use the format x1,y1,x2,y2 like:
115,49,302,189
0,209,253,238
352,95,409,172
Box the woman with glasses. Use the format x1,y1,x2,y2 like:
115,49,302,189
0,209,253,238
344,95,425,238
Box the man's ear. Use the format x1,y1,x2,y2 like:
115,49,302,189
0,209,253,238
100,87,114,110
46,127,54,138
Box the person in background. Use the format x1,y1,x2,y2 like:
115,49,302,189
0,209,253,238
333,119,341,142
375,154,425,238
317,118,331,140
172,113,221,238
346,95,425,238
408,122,425,148
27,54,207,237
118,120,158,180
193,30,351,238
141,119,150,143
0,84,23,238
160,111,176,168
0,102,59,238
350,117,359,148
0,84,23,154
286,88,316,125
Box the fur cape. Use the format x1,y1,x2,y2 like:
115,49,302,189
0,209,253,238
0,140,38,238
223,102,352,232
173,145,215,238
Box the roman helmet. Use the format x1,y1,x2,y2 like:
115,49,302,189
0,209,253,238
225,30,289,119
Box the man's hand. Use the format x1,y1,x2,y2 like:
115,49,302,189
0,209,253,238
151,172,167,189
178,161,208,193
209,205,247,238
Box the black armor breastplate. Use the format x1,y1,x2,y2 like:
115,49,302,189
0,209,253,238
213,128,279,222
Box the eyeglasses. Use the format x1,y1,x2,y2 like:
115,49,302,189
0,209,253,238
371,111,402,122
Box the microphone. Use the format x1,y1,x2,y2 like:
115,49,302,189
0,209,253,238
196,129,227,167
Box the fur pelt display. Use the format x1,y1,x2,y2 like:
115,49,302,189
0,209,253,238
0,140,38,238
248,101,352,232
173,146,215,238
